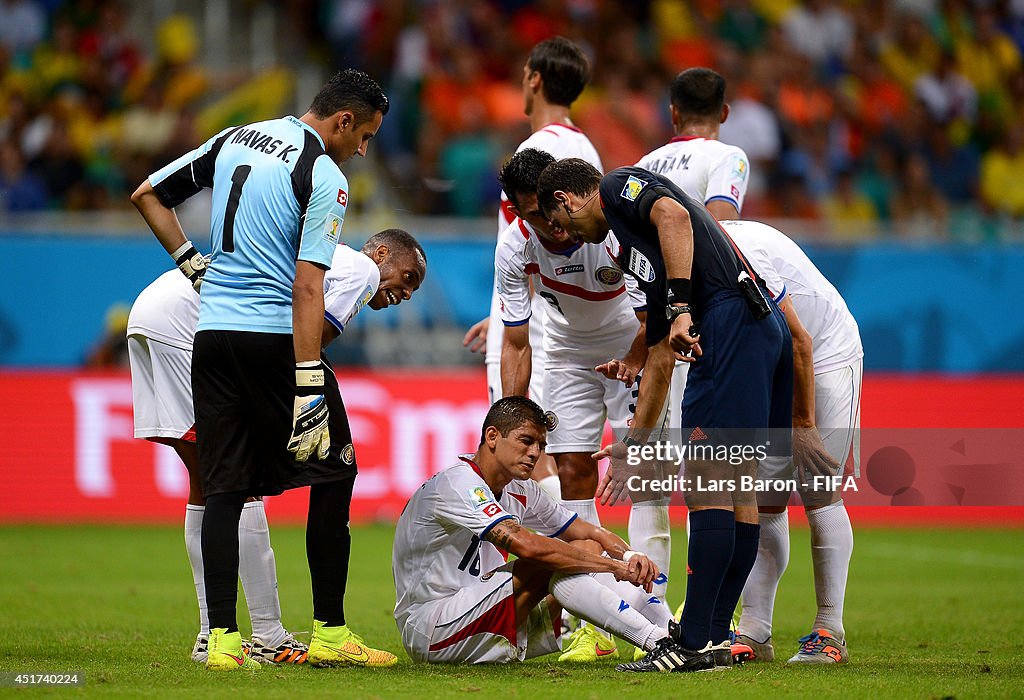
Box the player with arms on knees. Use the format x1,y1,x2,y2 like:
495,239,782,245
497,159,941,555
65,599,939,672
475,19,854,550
127,229,425,665
721,220,861,665
538,159,793,672
463,36,603,501
393,396,699,672
496,148,672,660
131,69,395,671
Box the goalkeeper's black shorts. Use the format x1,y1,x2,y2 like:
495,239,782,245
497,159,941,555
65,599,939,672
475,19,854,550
192,330,357,498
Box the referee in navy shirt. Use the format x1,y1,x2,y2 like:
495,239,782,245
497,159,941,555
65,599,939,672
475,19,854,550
538,159,792,672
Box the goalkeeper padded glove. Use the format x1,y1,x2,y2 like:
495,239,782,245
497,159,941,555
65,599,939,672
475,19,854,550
286,360,331,462
171,240,207,292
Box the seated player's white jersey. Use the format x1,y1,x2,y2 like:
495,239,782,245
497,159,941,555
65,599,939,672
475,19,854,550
495,219,645,368
486,124,605,365
721,220,863,373
393,457,577,634
636,136,749,215
127,244,380,346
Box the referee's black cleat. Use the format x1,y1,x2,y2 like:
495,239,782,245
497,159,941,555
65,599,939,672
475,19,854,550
615,637,715,673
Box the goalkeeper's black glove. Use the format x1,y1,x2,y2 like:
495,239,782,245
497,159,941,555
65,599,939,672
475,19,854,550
171,240,207,292
286,360,331,462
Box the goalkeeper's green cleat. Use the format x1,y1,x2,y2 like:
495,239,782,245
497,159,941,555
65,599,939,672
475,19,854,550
206,628,260,671
307,620,397,667
558,625,617,662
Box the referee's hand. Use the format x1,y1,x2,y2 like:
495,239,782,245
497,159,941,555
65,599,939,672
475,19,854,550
669,313,702,362
287,361,331,462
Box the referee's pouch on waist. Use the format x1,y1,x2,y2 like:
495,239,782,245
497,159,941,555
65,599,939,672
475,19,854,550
737,271,771,320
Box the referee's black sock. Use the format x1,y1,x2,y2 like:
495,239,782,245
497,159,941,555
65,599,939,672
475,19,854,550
679,508,735,650
202,491,247,633
307,476,354,627
709,521,761,644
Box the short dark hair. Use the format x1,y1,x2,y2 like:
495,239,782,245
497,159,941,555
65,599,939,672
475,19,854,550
479,396,546,445
670,68,726,118
309,68,390,123
498,148,556,210
361,228,426,267
528,37,591,107
536,158,602,218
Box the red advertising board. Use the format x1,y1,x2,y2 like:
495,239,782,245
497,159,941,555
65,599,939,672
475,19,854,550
1,371,1022,525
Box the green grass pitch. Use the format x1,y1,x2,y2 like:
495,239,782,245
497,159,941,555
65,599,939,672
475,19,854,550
1,523,1021,698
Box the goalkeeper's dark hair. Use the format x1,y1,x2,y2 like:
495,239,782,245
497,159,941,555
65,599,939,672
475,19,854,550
479,396,546,445
362,228,427,268
528,37,591,106
498,148,556,210
309,68,390,124
536,158,602,219
670,68,726,118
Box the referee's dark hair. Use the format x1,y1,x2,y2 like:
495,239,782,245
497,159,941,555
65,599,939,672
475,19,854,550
361,228,426,266
309,68,390,124
536,158,602,219
670,68,726,118
479,396,547,445
528,37,591,107
498,148,556,210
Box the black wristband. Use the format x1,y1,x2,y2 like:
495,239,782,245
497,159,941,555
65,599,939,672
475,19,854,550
666,278,691,305
623,436,643,448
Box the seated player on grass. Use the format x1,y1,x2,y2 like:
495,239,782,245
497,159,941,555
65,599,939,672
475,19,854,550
127,229,425,667
392,396,703,672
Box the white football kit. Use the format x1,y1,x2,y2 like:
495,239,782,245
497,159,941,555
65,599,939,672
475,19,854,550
393,457,577,663
495,219,647,453
127,244,380,441
486,123,604,405
720,220,864,475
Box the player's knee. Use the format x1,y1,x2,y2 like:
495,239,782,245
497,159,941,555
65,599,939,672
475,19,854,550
555,453,598,497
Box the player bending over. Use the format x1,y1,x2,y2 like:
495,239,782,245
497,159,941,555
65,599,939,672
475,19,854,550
393,396,704,672
128,229,425,666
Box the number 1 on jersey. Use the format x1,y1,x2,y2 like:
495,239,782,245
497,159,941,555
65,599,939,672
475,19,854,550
223,165,252,253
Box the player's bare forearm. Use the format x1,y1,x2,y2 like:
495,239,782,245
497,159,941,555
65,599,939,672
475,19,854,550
486,519,624,576
130,180,188,255
781,297,816,427
500,323,532,397
293,261,328,364
559,517,629,560
320,320,340,349
627,339,673,442
706,199,740,221
651,198,694,281
623,312,650,370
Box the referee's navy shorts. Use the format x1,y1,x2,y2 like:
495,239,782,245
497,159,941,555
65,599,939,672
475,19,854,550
192,330,357,497
681,291,793,456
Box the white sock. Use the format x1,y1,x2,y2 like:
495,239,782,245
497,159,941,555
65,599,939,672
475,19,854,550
628,500,672,600
184,505,208,635
807,500,853,641
561,498,600,526
737,510,789,642
550,572,668,651
594,572,675,629
238,501,286,647
537,474,562,501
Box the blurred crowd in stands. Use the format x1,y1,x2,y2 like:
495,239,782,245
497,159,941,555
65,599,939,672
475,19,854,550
4,0,1024,241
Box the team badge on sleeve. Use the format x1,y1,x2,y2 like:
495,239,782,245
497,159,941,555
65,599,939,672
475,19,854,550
621,176,647,201
324,214,343,243
466,486,496,510
341,443,355,465
627,248,656,283
731,156,748,180
357,284,374,311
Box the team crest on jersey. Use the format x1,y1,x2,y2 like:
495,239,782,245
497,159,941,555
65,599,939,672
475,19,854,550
595,266,623,285
627,248,656,283
555,264,585,276
324,214,343,243
544,411,559,431
341,443,355,465
621,176,647,201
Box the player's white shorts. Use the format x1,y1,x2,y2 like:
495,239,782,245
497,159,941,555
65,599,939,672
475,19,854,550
667,361,689,431
127,334,195,442
485,353,546,407
758,359,863,481
402,562,561,664
544,367,634,454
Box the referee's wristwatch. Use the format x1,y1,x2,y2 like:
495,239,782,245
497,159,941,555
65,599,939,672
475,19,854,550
665,303,692,321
